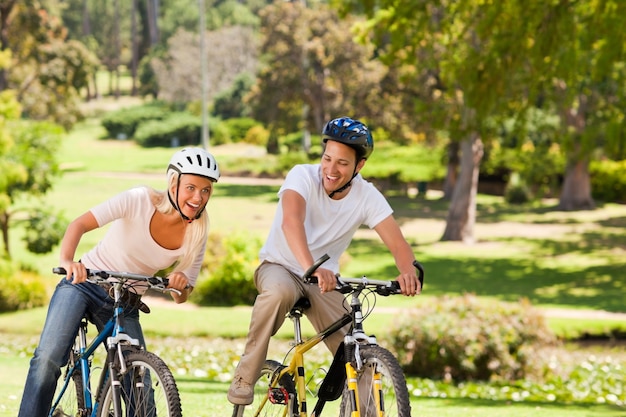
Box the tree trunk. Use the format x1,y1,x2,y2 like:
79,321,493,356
1,211,10,258
145,0,160,46
441,132,483,243
557,156,595,210
266,129,279,155
442,140,460,200
130,0,138,96
0,1,17,92
82,0,91,36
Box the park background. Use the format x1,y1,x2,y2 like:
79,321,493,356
1,1,626,416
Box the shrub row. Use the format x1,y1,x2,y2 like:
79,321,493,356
100,103,268,149
389,294,558,382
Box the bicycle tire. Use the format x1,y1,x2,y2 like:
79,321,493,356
339,345,411,417
51,350,87,417
95,347,182,417
237,359,298,417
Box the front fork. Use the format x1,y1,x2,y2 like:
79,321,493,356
345,361,384,417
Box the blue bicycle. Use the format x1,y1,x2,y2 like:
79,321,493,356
49,268,182,417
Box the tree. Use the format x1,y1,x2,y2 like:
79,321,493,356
2,2,99,129
544,1,626,210
0,86,64,258
335,0,626,240
150,26,258,106
248,2,395,154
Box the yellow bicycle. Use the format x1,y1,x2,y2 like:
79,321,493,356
233,254,424,417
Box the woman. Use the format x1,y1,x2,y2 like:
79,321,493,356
18,147,220,417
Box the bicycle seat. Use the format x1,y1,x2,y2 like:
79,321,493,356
290,297,311,314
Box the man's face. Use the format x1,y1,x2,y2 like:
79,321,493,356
320,140,365,197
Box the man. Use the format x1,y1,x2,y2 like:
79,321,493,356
228,116,421,405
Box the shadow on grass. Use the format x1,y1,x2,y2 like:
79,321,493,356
349,237,626,313
213,183,279,200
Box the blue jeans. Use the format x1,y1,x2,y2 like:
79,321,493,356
18,278,145,417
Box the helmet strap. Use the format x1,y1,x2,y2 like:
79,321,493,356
167,174,204,223
328,166,358,199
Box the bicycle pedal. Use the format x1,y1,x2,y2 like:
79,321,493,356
268,387,290,404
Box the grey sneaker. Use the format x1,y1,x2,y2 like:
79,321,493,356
227,377,254,405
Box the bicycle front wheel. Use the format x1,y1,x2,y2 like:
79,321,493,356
339,345,411,417
96,347,182,417
235,359,298,417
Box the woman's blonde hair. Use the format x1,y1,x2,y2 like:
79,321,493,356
148,171,209,272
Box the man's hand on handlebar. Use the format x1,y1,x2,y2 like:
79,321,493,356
312,267,337,294
396,271,421,296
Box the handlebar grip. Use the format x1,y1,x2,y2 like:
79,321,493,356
303,254,331,283
53,267,94,276
413,259,425,288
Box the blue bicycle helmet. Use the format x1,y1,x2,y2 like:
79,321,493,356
322,117,374,160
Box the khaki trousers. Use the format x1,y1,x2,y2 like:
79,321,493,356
233,261,351,384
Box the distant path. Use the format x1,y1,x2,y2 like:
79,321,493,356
86,171,285,186
142,295,626,321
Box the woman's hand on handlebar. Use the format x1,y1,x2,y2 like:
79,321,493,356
313,267,337,294
166,271,190,293
61,261,88,284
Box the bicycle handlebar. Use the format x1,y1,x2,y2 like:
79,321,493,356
302,254,425,295
53,267,174,293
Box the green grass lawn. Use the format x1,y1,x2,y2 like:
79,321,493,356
2,111,626,416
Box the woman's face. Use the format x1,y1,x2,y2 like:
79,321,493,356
172,174,214,219
320,140,365,196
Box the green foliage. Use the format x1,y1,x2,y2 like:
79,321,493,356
389,294,558,382
134,112,202,148
244,124,269,146
100,104,169,139
212,73,255,119
0,261,47,312
191,232,262,306
504,172,532,204
406,354,626,405
363,141,446,183
1,119,63,257
21,208,67,254
590,159,626,203
222,117,261,142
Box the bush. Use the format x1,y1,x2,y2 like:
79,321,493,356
590,159,626,203
134,112,202,147
244,124,269,146
191,232,262,306
223,118,261,143
101,104,169,139
504,172,532,204
389,294,558,382
21,208,67,254
0,261,47,312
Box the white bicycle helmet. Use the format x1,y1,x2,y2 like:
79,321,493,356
167,147,220,182
167,147,220,222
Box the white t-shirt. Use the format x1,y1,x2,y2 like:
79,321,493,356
80,187,205,292
259,164,392,276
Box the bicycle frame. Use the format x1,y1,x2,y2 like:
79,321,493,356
49,281,141,417
259,283,392,417
239,254,423,417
